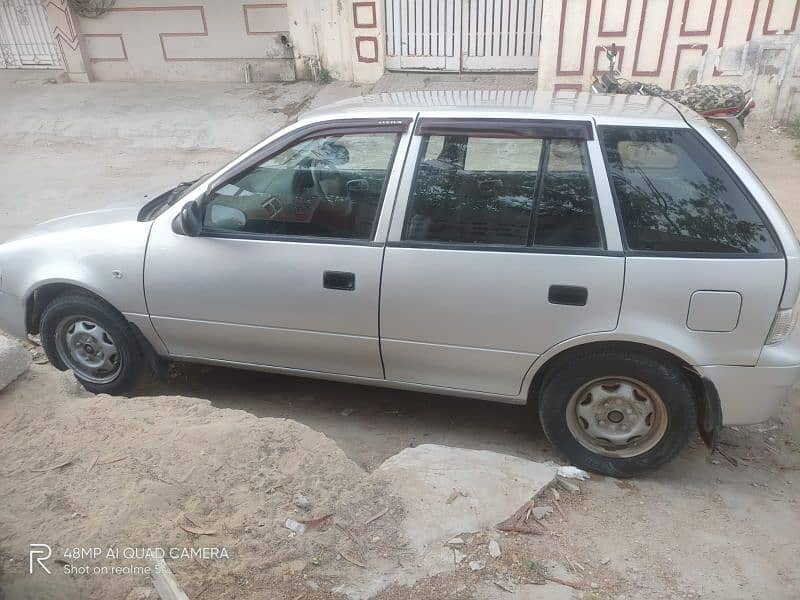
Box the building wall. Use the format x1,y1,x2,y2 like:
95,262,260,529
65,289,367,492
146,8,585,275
539,0,800,119
287,0,385,83
71,0,294,81
51,0,385,83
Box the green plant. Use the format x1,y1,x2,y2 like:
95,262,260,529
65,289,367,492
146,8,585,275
525,559,547,578
318,67,332,84
786,117,800,153
787,117,800,140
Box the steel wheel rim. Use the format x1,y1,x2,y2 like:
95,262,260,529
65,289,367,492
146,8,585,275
54,316,122,384
566,376,668,458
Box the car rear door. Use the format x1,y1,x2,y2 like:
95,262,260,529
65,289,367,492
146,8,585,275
144,118,412,378
379,117,625,397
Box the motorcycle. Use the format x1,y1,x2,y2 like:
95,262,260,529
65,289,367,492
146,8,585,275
590,44,755,148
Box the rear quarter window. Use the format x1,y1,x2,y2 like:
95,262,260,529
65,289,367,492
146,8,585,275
599,126,779,255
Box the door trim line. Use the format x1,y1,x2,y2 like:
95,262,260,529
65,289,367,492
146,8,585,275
386,240,623,256
382,336,540,356
197,231,385,246
150,315,378,339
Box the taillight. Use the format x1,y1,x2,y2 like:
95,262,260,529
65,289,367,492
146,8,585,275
767,306,798,344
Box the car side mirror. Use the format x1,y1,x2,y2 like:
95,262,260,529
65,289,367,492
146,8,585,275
207,204,247,231
174,200,203,237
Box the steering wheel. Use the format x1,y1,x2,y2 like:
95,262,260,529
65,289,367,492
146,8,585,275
309,157,345,203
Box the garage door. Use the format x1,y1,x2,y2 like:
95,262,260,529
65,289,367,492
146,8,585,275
384,0,541,72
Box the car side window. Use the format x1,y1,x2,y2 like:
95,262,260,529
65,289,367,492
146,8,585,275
599,126,778,254
403,135,542,245
203,132,400,240
403,133,601,248
532,139,601,248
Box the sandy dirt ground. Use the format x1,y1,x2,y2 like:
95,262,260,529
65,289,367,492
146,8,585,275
1,73,800,598
4,364,795,600
0,367,410,600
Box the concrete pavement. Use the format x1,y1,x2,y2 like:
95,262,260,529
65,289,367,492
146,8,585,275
0,70,538,241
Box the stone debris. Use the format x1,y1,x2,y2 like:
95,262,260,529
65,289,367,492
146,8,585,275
0,335,30,391
488,539,501,558
293,493,312,510
494,579,516,593
469,560,486,571
557,477,581,494
447,537,465,545
556,465,590,480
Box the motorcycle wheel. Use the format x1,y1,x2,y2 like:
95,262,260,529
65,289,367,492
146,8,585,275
707,118,739,148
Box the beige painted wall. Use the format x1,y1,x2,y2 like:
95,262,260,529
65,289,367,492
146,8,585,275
288,0,385,83
539,0,800,119
54,0,385,83
72,0,294,82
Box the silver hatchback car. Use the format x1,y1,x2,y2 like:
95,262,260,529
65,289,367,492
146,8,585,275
1,91,798,476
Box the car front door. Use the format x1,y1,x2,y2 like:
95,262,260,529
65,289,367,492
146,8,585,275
380,118,625,396
144,118,411,378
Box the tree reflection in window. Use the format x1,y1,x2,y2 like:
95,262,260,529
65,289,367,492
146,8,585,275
404,135,601,248
600,127,777,254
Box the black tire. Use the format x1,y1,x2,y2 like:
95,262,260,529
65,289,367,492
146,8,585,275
40,293,143,395
538,349,696,478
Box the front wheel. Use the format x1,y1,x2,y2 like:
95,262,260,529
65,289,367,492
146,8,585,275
40,294,143,395
538,349,696,477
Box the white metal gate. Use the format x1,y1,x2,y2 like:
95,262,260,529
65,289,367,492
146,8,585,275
384,0,540,72
0,0,62,69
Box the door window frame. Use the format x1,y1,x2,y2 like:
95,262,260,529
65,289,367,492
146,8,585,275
387,117,619,255
194,118,413,246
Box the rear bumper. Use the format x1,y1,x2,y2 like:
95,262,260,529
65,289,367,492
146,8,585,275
698,326,800,425
0,291,27,340
698,363,800,425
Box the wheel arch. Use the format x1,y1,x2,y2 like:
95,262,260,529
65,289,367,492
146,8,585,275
25,282,166,377
25,281,110,336
25,281,117,335
525,339,714,445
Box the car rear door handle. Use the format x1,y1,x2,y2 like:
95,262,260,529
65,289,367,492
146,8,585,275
323,270,355,291
548,285,588,306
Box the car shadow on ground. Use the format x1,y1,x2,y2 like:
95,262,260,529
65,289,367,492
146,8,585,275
135,362,554,471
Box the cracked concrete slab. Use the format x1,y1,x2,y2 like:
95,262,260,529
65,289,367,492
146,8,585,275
335,445,559,599
477,581,574,600
375,444,557,553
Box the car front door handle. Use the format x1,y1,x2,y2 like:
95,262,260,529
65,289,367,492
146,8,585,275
548,285,588,306
323,270,356,291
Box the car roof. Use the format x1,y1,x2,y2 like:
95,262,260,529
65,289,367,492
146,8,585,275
300,90,689,128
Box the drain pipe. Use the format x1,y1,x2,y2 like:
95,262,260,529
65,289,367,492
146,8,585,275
312,26,322,81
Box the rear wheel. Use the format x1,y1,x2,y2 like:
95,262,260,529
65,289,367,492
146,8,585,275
538,349,696,477
40,294,143,395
